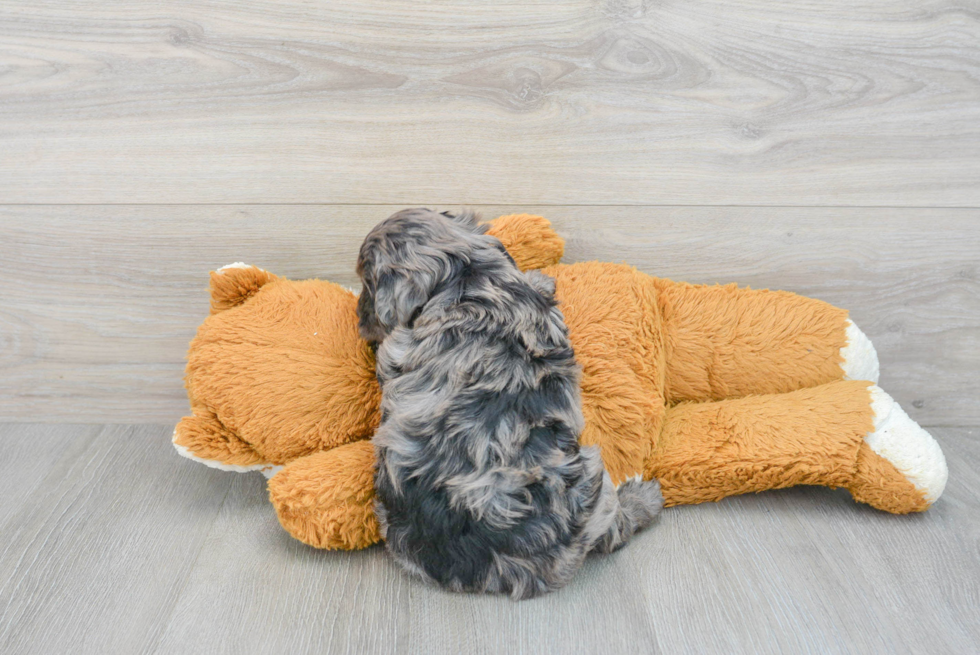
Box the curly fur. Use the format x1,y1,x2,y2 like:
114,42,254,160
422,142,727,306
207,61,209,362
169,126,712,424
356,208,662,599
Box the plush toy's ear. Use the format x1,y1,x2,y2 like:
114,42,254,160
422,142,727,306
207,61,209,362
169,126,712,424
208,263,278,314
485,214,564,271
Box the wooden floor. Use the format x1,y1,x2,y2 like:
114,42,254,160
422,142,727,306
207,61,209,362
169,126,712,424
2,0,979,653
0,424,977,654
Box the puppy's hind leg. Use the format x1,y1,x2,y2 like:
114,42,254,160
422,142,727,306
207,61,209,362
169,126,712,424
580,447,663,554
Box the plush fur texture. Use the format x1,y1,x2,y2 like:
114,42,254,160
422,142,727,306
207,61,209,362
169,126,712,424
173,213,946,554
180,273,381,466
355,209,662,599
648,380,876,505
268,441,381,550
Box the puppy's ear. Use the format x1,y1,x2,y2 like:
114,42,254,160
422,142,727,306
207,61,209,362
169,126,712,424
374,270,416,332
356,286,386,344
373,264,449,332
440,209,486,234
359,208,478,334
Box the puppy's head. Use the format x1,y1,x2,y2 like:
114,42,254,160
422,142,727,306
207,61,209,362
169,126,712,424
356,208,494,343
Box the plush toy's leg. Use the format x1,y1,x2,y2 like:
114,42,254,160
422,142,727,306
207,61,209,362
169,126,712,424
655,280,879,403
267,440,381,550
173,409,280,476
645,380,946,513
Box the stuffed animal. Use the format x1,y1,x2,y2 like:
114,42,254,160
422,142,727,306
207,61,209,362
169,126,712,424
173,214,948,550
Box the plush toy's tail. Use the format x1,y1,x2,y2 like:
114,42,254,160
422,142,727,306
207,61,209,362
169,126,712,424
208,263,278,314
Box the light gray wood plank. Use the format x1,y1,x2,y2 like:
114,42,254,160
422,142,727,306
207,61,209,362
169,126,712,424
626,427,980,654
0,425,976,654
152,473,412,655
1,205,976,426
153,471,658,654
150,425,980,654
0,424,235,655
0,0,978,205
0,424,104,533
403,542,660,655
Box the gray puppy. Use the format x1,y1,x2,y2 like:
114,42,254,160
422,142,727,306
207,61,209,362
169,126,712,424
356,208,662,600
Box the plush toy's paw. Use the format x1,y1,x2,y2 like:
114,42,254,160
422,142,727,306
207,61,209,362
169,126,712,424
173,413,279,476
268,441,381,550
849,386,947,513
840,319,880,383
866,386,948,503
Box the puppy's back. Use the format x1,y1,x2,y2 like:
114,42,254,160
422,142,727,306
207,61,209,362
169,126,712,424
374,270,600,598
361,209,662,599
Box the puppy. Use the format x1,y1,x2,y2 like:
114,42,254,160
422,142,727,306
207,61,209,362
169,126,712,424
356,208,662,599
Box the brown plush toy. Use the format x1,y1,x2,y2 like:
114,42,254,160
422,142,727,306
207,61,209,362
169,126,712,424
174,214,948,550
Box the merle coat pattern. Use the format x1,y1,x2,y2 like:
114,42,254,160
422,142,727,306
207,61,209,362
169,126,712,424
356,208,662,599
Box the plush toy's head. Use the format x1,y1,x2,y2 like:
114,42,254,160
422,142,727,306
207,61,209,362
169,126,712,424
174,264,381,471
173,214,567,475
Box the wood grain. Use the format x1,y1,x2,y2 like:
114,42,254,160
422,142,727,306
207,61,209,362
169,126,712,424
628,426,980,654
0,0,978,205
154,472,412,655
0,424,236,654
1,205,976,426
1,425,977,654
0,424,101,529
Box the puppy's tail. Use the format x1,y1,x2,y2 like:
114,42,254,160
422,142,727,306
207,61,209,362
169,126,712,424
592,475,664,554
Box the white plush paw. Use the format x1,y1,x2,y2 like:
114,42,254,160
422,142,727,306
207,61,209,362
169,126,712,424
841,319,880,383
866,386,947,503
172,427,281,477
